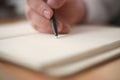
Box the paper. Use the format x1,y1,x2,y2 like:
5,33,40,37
0,21,120,77
0,21,37,39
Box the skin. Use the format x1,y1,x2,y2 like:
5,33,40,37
26,0,86,34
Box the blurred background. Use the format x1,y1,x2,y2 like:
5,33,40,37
0,0,120,25
0,0,25,22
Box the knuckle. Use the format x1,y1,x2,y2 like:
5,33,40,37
39,3,46,11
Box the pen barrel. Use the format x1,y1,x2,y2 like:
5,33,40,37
51,10,58,37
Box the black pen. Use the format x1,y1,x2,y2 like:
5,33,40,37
51,10,58,38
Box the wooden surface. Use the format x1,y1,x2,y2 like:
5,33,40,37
0,58,120,80
0,19,120,80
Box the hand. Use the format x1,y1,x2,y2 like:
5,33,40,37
26,0,86,34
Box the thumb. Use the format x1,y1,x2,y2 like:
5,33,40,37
47,0,66,9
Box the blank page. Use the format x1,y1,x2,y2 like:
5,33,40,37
0,21,37,39
0,21,120,76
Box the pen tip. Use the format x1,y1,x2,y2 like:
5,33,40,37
55,36,58,39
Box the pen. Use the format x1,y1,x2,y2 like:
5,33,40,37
51,10,58,38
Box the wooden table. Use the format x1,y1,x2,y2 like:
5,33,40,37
0,58,120,80
0,19,120,80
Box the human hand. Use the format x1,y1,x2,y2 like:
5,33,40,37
26,0,86,34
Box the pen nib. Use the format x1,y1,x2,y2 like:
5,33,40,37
55,36,58,39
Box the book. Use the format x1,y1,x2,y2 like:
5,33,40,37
0,21,120,77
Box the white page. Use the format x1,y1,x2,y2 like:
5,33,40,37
0,21,37,39
0,21,120,76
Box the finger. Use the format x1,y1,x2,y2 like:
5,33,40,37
30,11,53,33
47,0,66,9
60,24,71,34
29,9,63,34
27,0,53,19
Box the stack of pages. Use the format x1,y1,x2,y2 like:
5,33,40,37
0,21,120,77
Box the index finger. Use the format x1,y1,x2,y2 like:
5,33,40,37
27,0,53,19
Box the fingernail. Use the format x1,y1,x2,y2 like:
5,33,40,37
43,9,51,19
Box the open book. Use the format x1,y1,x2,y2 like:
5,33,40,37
0,21,120,77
